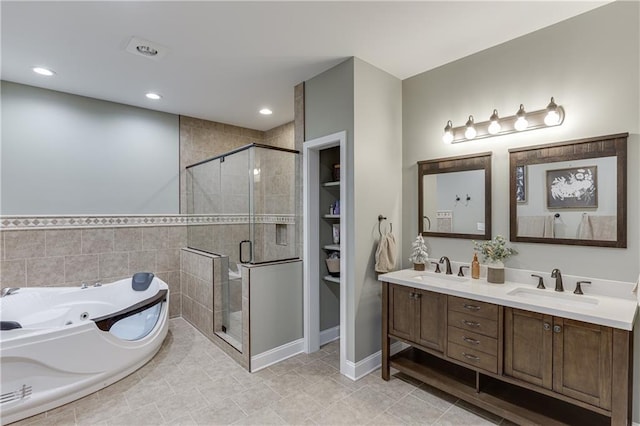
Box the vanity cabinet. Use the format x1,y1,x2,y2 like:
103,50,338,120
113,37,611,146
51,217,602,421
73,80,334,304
381,281,634,425
447,296,501,374
388,284,445,353
504,308,612,410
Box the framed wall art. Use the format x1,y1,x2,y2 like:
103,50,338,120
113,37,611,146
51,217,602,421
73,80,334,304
546,166,597,209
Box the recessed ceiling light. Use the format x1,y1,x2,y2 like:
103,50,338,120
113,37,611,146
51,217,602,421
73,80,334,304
32,67,55,76
136,45,158,57
259,108,273,115
145,92,162,100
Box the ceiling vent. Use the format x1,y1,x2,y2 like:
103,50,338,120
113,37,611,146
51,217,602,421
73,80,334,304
125,36,168,61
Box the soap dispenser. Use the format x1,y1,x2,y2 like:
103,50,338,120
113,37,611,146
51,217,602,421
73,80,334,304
471,253,480,279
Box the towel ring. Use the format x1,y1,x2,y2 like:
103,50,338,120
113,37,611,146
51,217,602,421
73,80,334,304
378,215,392,237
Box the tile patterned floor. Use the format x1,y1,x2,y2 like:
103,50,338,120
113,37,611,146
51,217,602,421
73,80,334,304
11,318,514,425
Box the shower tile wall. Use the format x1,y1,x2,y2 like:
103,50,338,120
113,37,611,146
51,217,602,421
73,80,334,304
182,118,297,265
180,116,267,215
181,248,249,369
0,226,185,318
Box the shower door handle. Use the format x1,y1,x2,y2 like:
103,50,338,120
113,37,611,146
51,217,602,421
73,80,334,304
239,240,252,264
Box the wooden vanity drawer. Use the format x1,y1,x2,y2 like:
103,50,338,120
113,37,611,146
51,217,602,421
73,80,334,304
447,341,498,374
448,296,498,320
447,326,497,357
448,310,498,338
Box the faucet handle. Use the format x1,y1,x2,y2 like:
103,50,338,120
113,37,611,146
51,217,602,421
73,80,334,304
531,274,545,289
431,262,441,273
458,266,469,277
574,280,591,295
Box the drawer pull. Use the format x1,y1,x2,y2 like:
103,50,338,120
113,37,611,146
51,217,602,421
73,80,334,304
462,352,480,361
462,320,480,328
462,336,480,345
463,304,481,311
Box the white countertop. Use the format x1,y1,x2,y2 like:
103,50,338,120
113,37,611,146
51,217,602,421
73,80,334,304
378,268,638,331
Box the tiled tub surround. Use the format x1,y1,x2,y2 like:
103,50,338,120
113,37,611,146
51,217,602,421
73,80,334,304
0,225,184,318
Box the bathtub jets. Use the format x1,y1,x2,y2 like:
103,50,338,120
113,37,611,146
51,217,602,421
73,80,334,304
0,273,169,425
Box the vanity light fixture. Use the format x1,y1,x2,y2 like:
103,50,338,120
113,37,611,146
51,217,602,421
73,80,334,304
514,104,528,131
488,109,501,135
443,120,454,144
32,67,55,76
442,97,565,144
464,116,477,140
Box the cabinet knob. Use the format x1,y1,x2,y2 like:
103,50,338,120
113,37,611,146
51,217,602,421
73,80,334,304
462,304,481,311
543,322,551,331
553,325,562,333
462,320,480,328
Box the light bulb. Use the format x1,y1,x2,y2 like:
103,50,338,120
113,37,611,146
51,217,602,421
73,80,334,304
544,97,560,126
488,109,501,135
464,116,476,140
514,104,528,131
442,120,454,144
145,92,162,100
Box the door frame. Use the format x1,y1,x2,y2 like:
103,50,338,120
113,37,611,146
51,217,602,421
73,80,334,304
303,131,348,375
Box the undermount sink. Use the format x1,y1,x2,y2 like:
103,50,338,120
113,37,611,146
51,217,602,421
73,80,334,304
412,272,468,283
506,287,599,307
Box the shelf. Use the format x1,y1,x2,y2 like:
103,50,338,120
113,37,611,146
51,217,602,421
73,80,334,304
390,348,609,426
323,244,340,251
323,275,340,284
322,181,340,187
323,214,340,220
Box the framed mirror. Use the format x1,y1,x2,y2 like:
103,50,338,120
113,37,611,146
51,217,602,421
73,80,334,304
509,133,627,248
418,152,492,240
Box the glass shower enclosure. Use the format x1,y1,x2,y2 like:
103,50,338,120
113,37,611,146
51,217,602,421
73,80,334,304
186,143,299,351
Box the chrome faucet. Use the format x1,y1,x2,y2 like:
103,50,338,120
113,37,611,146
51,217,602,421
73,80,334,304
1,287,20,297
439,256,453,275
550,268,564,292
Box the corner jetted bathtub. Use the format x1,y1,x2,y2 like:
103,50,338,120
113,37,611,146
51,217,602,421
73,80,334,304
0,273,169,425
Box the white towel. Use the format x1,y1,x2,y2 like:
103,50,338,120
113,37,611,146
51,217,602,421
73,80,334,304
517,216,545,237
375,232,397,273
543,215,555,238
589,216,617,241
577,213,593,239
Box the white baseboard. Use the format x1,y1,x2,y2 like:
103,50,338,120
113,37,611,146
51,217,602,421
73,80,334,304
343,341,409,381
250,338,304,372
319,326,340,346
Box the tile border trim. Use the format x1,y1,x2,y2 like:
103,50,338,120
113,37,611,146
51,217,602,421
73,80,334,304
1,214,296,231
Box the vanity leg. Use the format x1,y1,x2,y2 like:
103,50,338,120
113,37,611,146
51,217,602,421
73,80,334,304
611,329,632,425
382,281,390,381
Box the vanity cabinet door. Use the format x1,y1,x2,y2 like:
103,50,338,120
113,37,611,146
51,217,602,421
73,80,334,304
388,285,446,353
552,318,612,410
505,309,613,410
415,289,446,352
504,308,553,389
388,284,416,341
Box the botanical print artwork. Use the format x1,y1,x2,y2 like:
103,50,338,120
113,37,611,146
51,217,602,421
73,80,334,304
515,165,526,203
546,166,598,208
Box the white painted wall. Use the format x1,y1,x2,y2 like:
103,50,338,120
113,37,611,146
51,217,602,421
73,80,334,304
402,2,639,420
353,58,402,361
1,81,179,214
305,58,402,364
402,2,638,282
